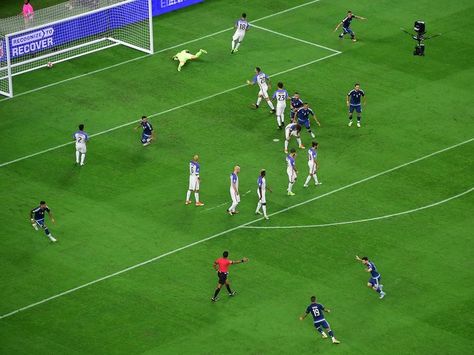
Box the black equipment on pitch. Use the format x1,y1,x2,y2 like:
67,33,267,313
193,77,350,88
401,20,441,56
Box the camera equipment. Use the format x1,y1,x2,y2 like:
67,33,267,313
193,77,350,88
401,20,441,56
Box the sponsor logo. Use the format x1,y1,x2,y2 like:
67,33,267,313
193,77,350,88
160,0,186,8
11,27,55,57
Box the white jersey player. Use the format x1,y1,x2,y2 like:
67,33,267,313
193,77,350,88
286,149,298,196
272,82,289,129
227,166,240,215
73,124,88,166
284,122,304,153
247,67,275,112
255,169,271,220
231,13,250,53
186,155,204,206
304,141,322,187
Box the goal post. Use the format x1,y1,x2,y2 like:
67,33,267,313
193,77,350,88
0,0,154,98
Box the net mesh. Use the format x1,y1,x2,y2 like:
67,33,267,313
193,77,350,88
0,0,152,97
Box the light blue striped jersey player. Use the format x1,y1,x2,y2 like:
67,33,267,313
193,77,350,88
272,89,289,105
189,160,200,176
235,18,250,32
308,147,317,163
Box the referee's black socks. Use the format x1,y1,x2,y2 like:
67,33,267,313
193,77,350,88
213,288,221,298
226,285,232,293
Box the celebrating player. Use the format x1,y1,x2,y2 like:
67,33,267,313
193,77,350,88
334,11,367,42
247,67,275,112
172,48,207,72
231,13,250,54
296,103,320,139
272,82,289,129
299,296,340,344
304,141,321,187
134,116,154,146
290,92,304,122
186,155,204,206
284,122,304,153
211,251,248,302
73,124,88,166
227,165,240,216
30,201,56,243
255,169,271,219
355,256,386,299
347,83,366,127
286,148,298,196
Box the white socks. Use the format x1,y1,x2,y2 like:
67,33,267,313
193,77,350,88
186,190,192,201
267,100,275,110
229,202,238,212
235,42,241,50
305,174,319,185
80,153,86,165
284,140,289,151
76,151,86,165
194,192,199,202
287,182,293,192
76,151,80,163
297,138,302,146
256,97,262,106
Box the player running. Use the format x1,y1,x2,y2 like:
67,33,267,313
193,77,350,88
231,13,250,53
334,11,367,42
272,82,289,129
255,169,271,219
227,166,240,216
356,256,386,299
304,141,321,187
347,83,366,127
73,124,88,166
290,92,304,122
284,122,304,153
300,296,340,344
172,48,207,72
211,251,248,302
134,116,154,146
186,155,204,206
30,201,56,243
247,67,275,112
286,148,298,196
296,103,321,138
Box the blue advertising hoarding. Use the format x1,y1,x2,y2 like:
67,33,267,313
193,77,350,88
0,0,203,61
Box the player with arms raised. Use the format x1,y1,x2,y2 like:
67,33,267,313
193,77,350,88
211,251,248,302
300,295,340,344
186,155,204,206
73,124,88,166
231,13,250,54
247,67,275,112
304,141,321,187
255,169,271,220
284,122,304,154
272,82,289,129
356,256,386,299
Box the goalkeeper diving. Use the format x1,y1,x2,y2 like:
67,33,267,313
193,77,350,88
172,49,207,71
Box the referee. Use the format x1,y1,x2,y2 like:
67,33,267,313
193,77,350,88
211,251,248,302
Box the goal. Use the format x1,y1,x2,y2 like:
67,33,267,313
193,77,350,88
0,0,154,98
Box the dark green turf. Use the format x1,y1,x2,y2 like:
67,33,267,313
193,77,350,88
0,0,473,354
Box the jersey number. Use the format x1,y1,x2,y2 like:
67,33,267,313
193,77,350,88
311,307,320,317
77,137,82,143
278,94,286,101
239,23,246,30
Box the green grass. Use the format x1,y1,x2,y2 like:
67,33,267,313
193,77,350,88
1,0,473,354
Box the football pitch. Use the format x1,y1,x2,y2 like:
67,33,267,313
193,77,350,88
1,0,473,353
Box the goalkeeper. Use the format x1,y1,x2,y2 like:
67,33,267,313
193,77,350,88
172,49,207,72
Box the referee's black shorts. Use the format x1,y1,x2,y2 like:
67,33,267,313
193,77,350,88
217,271,228,284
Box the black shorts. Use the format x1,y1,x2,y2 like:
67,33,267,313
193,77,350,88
218,272,228,284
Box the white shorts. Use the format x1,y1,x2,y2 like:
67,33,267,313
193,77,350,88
75,143,86,154
257,189,266,204
287,168,297,183
258,85,269,99
276,104,286,116
232,31,246,42
308,161,317,174
230,189,240,203
285,129,298,141
189,175,200,190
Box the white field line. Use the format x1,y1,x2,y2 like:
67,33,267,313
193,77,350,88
242,187,474,229
0,52,341,168
252,24,341,54
201,190,252,212
0,0,323,103
0,137,472,320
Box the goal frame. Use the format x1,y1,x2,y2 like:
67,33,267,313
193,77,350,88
0,0,154,98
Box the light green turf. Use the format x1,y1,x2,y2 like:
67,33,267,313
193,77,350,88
0,0,473,354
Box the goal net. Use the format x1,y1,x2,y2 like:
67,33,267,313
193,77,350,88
0,0,153,97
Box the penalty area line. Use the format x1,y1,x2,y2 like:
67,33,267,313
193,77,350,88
0,137,472,320
0,52,341,168
242,187,474,229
